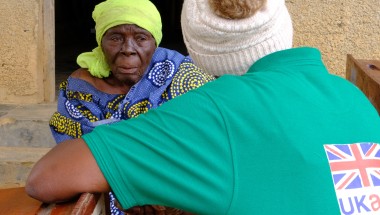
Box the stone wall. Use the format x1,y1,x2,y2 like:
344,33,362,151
286,0,380,76
0,0,43,103
0,0,54,104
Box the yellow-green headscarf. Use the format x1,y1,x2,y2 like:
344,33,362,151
76,0,162,78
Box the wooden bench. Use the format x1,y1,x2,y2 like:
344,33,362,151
0,187,107,215
346,54,380,113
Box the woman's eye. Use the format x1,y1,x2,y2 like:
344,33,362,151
110,35,122,42
136,35,148,42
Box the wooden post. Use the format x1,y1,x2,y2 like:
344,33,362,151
43,0,56,102
346,54,380,114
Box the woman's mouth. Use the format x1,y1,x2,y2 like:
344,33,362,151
118,67,138,74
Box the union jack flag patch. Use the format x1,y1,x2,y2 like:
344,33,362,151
324,143,380,214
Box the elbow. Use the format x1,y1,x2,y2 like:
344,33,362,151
25,169,56,203
25,179,43,202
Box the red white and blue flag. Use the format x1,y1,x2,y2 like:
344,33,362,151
324,143,380,215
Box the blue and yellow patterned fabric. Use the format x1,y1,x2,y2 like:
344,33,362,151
49,47,215,143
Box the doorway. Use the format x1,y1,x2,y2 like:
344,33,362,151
54,0,186,94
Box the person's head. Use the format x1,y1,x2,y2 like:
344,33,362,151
101,24,156,85
77,0,162,80
181,0,293,76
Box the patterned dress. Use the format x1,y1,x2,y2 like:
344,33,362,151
49,47,215,214
50,47,214,142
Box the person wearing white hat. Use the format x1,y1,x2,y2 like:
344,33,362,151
26,0,380,214
182,0,293,76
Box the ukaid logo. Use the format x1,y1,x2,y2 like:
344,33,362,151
324,143,380,215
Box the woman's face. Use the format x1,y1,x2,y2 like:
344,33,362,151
101,24,156,85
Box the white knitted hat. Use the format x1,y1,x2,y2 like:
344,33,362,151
181,0,293,76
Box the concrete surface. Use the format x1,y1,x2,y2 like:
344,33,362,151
0,103,56,188
0,147,51,189
0,103,56,147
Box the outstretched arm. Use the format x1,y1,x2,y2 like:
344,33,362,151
25,138,110,203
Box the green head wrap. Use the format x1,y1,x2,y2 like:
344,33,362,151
76,0,162,78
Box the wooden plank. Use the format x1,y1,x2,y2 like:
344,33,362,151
346,54,380,114
0,187,106,215
37,193,106,215
0,187,43,215
37,199,77,215
72,193,103,215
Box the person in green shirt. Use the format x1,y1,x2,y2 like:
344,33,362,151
26,0,380,214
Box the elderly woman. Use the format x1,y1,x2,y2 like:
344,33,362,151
49,0,214,142
48,0,213,214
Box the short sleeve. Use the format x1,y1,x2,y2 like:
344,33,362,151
84,87,234,214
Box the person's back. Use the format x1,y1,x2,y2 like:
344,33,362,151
195,47,380,213
79,46,380,214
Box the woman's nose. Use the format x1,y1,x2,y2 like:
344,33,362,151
120,39,136,56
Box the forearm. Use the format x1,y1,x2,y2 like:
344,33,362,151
25,138,110,203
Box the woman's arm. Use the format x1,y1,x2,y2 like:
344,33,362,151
25,138,110,203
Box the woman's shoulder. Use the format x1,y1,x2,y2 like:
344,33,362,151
152,47,187,63
175,62,215,83
65,68,103,94
155,47,182,55
165,60,215,99
68,68,128,96
69,68,103,91
70,68,95,83
55,68,92,90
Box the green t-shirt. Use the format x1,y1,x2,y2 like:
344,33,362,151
84,47,380,214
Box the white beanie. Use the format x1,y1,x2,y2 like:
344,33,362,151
181,0,293,76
